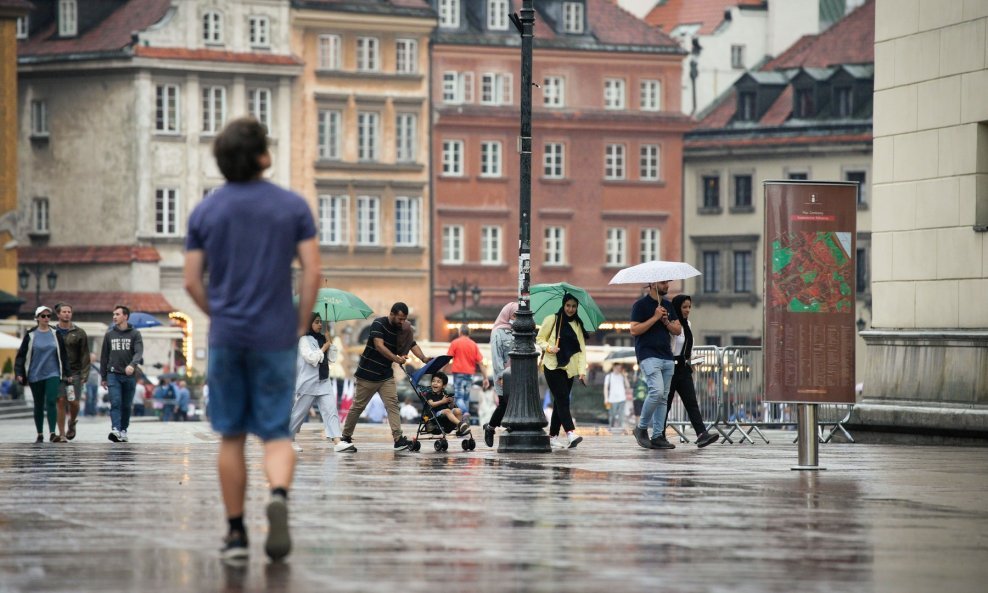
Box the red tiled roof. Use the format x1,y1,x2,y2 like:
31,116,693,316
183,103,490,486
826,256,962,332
18,291,174,314
18,245,161,265
685,132,872,150
18,0,171,57
762,0,874,69
697,88,736,127
592,0,681,47
645,0,765,35
133,46,302,66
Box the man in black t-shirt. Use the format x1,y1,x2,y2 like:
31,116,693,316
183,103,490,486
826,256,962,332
337,302,430,452
629,281,682,450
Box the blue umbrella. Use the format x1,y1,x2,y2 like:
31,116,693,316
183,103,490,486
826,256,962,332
129,312,162,328
411,355,453,389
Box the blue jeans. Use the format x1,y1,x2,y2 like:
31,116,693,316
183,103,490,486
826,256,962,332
108,373,137,432
85,384,98,416
452,373,472,415
637,358,675,435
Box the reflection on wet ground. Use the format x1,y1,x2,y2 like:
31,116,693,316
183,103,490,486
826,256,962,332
1,419,986,592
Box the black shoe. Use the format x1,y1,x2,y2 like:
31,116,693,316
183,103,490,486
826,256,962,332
222,530,249,562
650,436,676,450
696,431,719,448
393,436,411,451
483,423,495,447
633,427,653,449
264,496,291,562
34,434,44,444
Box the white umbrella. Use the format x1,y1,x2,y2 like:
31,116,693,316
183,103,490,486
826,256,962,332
608,260,702,285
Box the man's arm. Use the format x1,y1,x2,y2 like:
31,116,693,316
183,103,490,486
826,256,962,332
410,343,431,363
629,305,668,337
295,237,320,337
77,332,91,380
373,337,405,365
183,249,209,315
666,319,682,336
132,331,144,367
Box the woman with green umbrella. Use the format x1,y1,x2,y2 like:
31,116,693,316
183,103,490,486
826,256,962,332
536,293,588,449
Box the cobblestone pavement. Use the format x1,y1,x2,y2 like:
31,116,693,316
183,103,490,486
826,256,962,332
1,416,987,593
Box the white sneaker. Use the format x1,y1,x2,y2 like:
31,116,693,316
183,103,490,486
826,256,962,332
108,429,121,443
567,434,583,448
120,430,128,442
333,440,356,453
291,442,303,453
550,437,566,449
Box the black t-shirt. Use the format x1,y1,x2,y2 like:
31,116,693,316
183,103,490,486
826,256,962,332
355,317,400,381
630,294,678,362
422,386,451,411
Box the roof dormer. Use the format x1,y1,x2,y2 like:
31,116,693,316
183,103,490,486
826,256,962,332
58,0,77,37
437,0,461,30
790,68,834,120
485,0,509,31
732,71,788,123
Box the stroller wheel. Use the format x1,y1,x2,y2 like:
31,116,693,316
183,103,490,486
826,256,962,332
468,439,477,451
411,441,421,452
461,439,470,451
434,440,444,452
441,440,449,451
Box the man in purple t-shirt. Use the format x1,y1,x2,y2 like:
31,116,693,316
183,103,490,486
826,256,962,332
185,117,319,564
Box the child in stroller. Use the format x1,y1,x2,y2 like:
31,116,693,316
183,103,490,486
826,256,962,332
422,372,470,437
404,355,477,452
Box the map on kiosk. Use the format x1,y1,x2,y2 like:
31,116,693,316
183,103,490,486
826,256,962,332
769,231,853,314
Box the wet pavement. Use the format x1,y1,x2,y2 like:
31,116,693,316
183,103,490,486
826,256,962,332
1,416,987,593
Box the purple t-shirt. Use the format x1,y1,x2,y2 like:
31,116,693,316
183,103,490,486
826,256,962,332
186,180,316,350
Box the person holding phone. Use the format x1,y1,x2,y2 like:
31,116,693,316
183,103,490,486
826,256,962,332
536,293,589,449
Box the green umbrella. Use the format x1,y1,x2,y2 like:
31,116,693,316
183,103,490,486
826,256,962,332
529,282,606,331
301,288,374,322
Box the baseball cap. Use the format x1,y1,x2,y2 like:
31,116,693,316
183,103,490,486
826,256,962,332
34,305,52,318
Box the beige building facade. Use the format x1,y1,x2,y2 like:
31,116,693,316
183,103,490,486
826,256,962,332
857,0,988,433
290,1,435,335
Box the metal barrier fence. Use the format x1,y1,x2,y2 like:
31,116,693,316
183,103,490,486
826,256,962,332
666,346,854,444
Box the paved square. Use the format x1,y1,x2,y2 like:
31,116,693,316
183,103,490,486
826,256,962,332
1,417,986,593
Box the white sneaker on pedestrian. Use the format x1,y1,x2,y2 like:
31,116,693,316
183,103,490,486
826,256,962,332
108,429,121,443
550,437,566,449
291,442,303,453
567,433,583,448
120,430,128,442
333,440,356,453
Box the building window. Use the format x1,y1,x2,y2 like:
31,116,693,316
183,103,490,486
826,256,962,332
481,73,513,106
394,197,421,247
702,175,720,209
317,110,341,160
481,226,502,264
442,140,464,176
439,0,460,28
846,170,867,206
442,71,473,104
856,247,868,294
248,15,270,48
639,144,660,181
480,141,502,177
788,171,808,180
544,143,565,179
396,113,417,163
202,11,223,44
396,39,418,74
201,86,227,134
562,2,584,34
604,78,626,110
155,84,180,133
544,226,566,265
702,251,720,293
835,86,853,117
58,0,77,37
543,76,565,108
734,175,753,208
605,144,625,180
704,336,723,347
16,16,28,39
795,88,814,118
487,0,509,30
640,228,660,263
356,37,379,72
247,88,272,132
318,34,341,70
640,79,661,111
31,198,49,234
731,45,745,69
30,100,48,137
317,195,349,246
738,92,756,121
356,195,380,245
442,225,464,264
357,112,379,161
734,250,753,293
605,228,627,267
155,188,179,236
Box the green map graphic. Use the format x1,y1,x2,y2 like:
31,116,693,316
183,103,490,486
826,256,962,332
769,231,853,313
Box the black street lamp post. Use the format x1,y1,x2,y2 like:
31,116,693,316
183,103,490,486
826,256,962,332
448,279,482,327
18,263,58,309
500,0,551,453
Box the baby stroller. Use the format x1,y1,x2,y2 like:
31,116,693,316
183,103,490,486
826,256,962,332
402,355,477,452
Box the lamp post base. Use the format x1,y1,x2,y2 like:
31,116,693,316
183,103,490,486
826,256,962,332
498,430,551,453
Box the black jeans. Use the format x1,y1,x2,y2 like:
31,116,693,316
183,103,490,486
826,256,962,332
665,362,707,435
544,368,575,436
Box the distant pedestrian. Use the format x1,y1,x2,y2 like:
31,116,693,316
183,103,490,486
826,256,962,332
484,301,518,447
54,302,90,440
665,295,719,448
15,306,70,443
289,313,352,453
604,363,630,428
630,281,681,450
133,379,147,417
446,325,489,417
85,353,100,417
536,294,587,449
175,380,191,421
185,116,320,563
155,378,176,421
100,305,144,443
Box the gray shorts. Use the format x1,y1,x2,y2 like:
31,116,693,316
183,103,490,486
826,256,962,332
58,375,84,401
